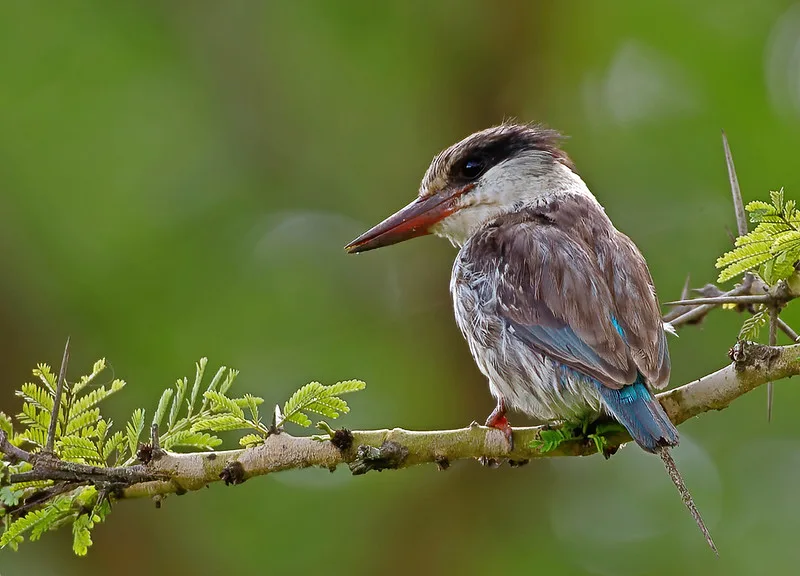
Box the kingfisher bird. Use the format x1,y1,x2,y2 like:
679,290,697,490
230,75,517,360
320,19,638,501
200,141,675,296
345,123,715,553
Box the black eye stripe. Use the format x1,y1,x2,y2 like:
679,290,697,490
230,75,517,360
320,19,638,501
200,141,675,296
427,125,574,194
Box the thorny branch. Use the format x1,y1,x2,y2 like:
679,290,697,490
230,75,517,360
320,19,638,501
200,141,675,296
1,341,795,502
661,132,800,423
661,280,756,328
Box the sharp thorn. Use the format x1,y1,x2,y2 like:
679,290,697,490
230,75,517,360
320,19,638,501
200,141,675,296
722,130,748,238
680,275,691,300
46,337,71,454
768,308,778,422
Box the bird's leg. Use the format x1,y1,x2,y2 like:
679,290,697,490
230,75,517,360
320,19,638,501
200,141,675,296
477,399,514,468
485,398,514,451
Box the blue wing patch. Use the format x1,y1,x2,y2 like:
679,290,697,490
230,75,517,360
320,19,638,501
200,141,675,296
596,317,677,451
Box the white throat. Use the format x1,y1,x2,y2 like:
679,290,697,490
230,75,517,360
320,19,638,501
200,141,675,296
430,153,597,247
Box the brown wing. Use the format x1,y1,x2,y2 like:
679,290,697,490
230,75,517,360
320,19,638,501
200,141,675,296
466,215,638,389
596,230,671,389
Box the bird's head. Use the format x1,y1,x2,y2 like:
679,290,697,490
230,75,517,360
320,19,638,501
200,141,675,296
345,123,585,253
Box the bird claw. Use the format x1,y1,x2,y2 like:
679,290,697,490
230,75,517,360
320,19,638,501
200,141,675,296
478,401,514,467
485,409,514,452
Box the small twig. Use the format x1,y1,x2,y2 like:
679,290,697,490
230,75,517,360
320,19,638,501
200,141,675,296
665,295,771,306
8,461,165,486
681,275,691,300
92,486,112,517
45,338,71,454
662,276,693,322
722,130,748,237
667,283,753,328
1,339,798,503
768,307,778,421
777,318,800,342
0,430,33,463
150,423,161,452
5,482,81,519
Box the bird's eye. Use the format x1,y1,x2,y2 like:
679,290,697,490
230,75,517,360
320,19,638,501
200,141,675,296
460,158,486,180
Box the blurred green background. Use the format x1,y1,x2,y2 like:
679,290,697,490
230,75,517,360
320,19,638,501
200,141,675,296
2,1,800,574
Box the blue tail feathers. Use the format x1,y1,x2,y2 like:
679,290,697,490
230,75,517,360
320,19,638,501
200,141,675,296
595,378,679,452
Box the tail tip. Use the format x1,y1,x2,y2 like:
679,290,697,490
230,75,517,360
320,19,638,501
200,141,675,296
657,447,718,555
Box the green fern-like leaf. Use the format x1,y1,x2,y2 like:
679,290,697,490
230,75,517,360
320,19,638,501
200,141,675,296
125,408,146,457
771,229,800,252
70,359,108,395
188,358,207,417
168,378,187,428
282,382,324,427
771,189,785,211
68,380,125,421
717,189,800,284
102,430,127,465
204,391,245,419
324,380,367,396
200,366,228,411
57,436,104,465
16,382,54,414
304,396,349,419
716,239,773,282
239,433,264,447
162,430,222,451
95,418,109,447
152,388,174,429
72,513,94,556
65,407,101,436
281,380,366,428
242,394,263,423
219,369,239,396
746,200,775,219
764,252,799,285
8,478,52,493
285,411,312,427
739,308,770,341
191,414,248,432
530,428,573,452
32,364,57,395
0,485,22,508
0,411,12,437
16,426,47,450
17,402,51,433
2,356,366,556
0,497,71,550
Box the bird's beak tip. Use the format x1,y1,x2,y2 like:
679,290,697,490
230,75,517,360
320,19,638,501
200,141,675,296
344,188,465,254
343,241,361,254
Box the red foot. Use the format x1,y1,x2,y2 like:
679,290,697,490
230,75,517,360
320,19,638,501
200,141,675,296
485,401,514,451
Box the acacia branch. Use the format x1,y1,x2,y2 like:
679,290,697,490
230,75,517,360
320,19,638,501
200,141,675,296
4,341,790,502
666,295,771,306
665,280,754,328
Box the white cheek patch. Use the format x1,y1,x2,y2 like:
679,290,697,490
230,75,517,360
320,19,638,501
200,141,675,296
430,154,596,247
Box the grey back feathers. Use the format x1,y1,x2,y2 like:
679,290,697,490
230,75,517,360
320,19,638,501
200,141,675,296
453,191,670,395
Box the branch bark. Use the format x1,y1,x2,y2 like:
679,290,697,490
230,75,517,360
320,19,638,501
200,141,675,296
3,342,797,503
105,340,794,499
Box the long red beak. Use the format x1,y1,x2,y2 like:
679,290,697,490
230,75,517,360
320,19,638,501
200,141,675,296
345,187,469,253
